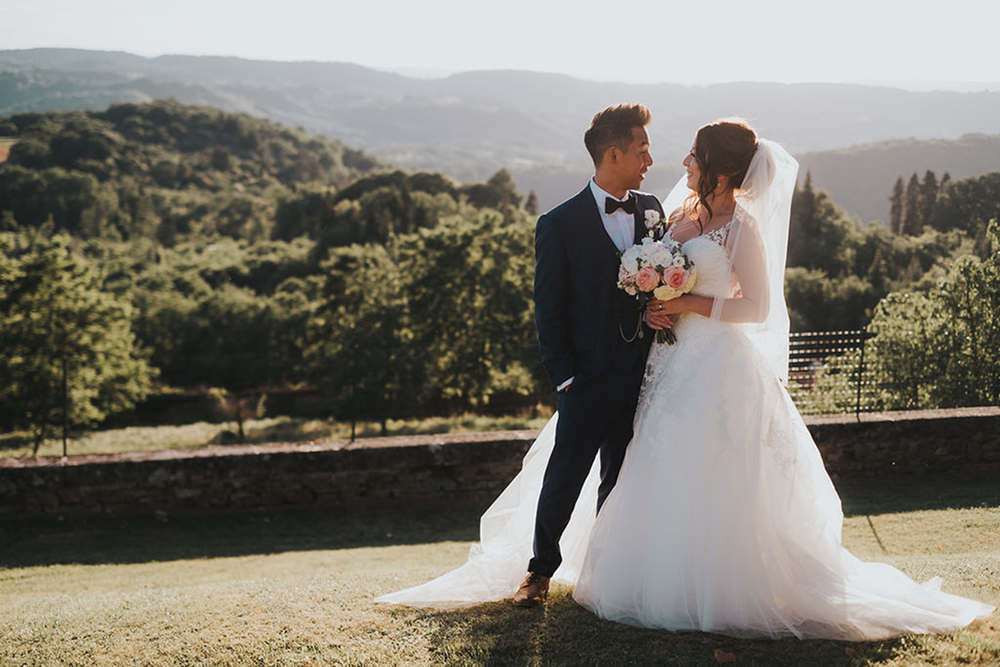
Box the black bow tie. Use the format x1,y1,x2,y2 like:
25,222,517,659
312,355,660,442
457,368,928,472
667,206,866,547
605,195,636,215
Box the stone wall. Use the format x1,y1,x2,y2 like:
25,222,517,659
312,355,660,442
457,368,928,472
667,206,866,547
1,409,998,519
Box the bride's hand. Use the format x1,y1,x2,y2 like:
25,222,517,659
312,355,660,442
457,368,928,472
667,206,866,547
644,300,676,329
649,295,714,319
648,297,688,316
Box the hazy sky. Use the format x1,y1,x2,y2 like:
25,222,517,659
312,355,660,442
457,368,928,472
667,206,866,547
2,0,998,86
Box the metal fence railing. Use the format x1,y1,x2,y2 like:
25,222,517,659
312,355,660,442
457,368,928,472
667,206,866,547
787,329,876,419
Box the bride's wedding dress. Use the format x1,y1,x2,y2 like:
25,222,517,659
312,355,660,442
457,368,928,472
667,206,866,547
377,142,994,640
571,216,993,638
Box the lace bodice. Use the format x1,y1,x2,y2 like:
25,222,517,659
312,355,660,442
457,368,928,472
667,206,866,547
670,219,738,301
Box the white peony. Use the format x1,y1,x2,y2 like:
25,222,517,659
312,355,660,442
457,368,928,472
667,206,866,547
650,248,675,268
620,244,642,274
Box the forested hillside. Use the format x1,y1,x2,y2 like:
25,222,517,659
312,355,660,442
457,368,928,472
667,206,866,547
0,100,380,243
2,101,997,445
798,134,1000,223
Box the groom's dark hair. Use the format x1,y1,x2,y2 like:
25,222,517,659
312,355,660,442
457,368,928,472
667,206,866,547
585,104,651,167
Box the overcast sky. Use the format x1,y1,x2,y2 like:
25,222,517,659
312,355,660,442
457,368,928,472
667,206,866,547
2,0,998,88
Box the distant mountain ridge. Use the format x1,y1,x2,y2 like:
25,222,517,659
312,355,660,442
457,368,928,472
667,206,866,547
4,48,1000,214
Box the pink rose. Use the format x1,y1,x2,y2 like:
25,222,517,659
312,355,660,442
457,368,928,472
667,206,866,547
636,266,660,292
663,266,687,290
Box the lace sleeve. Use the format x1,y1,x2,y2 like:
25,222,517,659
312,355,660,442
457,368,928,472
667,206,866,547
710,215,770,324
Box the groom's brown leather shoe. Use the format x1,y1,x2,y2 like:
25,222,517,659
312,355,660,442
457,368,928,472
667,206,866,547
513,572,550,607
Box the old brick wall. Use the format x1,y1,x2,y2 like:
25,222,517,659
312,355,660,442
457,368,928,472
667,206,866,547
1,410,997,519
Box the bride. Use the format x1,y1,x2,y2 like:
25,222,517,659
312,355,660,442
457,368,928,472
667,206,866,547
376,119,994,640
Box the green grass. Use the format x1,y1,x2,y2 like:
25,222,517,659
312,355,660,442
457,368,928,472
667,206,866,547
0,413,552,459
0,474,997,665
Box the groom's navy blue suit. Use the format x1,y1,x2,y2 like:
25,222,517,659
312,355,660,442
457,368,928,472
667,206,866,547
530,184,664,578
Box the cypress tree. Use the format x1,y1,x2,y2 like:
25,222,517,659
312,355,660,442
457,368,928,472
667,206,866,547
902,173,921,235
919,170,939,227
889,176,905,234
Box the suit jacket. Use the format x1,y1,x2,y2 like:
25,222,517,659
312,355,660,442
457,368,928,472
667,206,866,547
534,185,665,389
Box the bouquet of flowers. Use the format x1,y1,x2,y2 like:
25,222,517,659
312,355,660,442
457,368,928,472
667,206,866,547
617,233,697,345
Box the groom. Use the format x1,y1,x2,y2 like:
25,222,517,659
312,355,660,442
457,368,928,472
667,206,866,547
514,104,668,607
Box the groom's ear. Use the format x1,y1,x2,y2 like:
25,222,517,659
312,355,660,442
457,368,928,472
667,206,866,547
603,145,620,166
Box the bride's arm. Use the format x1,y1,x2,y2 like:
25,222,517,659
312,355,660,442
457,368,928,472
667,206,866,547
651,221,770,322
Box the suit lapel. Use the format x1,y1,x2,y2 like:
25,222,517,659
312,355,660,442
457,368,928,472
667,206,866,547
632,194,646,245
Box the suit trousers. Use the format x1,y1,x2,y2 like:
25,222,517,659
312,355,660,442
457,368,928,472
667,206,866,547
528,361,646,578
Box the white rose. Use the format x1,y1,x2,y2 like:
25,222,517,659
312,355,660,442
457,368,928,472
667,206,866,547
644,209,661,229
620,245,641,274
650,247,674,267
672,255,686,267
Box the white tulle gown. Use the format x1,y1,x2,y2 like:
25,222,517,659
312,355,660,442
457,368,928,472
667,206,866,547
376,225,994,640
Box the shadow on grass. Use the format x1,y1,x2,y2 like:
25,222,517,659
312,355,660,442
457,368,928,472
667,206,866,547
0,501,484,569
0,432,32,453
836,472,1000,517
1,473,997,570
410,590,904,666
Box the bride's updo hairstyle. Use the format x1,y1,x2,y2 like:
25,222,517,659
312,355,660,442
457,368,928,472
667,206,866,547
687,118,759,224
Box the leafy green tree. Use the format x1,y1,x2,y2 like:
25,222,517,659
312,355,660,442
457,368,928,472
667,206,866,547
787,173,852,275
932,171,1000,238
868,221,1000,408
0,233,155,454
304,245,420,435
525,190,539,215
461,168,522,210
399,209,540,410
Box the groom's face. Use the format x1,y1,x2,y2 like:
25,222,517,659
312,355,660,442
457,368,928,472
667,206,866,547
617,127,653,190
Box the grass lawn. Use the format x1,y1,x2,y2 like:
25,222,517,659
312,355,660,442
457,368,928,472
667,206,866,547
0,414,552,459
1,475,997,665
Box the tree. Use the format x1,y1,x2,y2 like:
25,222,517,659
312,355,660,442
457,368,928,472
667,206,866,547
525,190,539,216
932,171,1000,238
919,170,939,228
901,173,921,235
303,245,420,436
461,168,522,210
868,221,1000,409
889,176,905,234
786,173,852,275
0,233,156,455
399,210,540,410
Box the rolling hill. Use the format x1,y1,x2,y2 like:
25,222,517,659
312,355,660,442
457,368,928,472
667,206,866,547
798,134,1000,223
4,48,1000,214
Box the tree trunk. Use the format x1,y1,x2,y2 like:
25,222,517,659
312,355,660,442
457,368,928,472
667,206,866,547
32,425,45,457
236,403,246,443
62,352,69,457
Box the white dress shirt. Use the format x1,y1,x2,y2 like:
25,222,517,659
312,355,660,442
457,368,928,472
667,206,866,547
589,178,636,253
557,180,638,392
